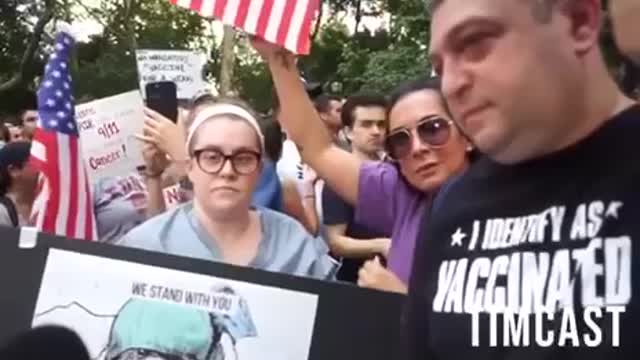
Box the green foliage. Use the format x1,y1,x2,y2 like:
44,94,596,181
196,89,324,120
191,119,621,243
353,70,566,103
232,37,274,114
343,44,428,95
0,1,49,113
73,0,210,101
330,0,430,96
2,0,630,117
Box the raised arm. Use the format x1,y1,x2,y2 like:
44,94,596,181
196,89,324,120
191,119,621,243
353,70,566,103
252,39,361,205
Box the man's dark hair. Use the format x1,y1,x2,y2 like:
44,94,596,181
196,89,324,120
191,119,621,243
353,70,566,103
341,94,387,129
429,0,557,24
388,76,447,116
258,115,284,162
17,110,32,124
313,95,342,114
0,123,9,143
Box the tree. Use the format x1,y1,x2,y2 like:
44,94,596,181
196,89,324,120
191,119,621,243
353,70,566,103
219,25,237,96
72,0,210,100
0,0,56,100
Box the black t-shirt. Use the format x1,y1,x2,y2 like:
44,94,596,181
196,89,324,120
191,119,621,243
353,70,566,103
406,105,640,359
322,184,387,283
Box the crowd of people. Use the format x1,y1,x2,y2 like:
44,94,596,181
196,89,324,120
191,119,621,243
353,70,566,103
1,0,640,358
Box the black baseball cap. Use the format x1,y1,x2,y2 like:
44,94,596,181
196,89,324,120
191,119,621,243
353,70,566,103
0,141,31,169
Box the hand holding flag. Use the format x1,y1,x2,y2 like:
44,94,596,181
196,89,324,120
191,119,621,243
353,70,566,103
168,0,320,55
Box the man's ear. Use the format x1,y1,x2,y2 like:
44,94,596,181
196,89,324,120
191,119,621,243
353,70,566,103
344,127,354,142
560,0,602,55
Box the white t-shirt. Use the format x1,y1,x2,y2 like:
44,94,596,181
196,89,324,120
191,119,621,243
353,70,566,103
276,139,324,221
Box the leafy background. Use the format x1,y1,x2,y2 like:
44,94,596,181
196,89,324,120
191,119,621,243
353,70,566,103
0,0,634,118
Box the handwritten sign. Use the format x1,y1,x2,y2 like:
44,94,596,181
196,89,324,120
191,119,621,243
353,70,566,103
77,91,145,184
136,50,208,100
163,185,182,210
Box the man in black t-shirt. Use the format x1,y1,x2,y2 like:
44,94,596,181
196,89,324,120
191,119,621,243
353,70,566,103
407,1,639,359
322,94,390,283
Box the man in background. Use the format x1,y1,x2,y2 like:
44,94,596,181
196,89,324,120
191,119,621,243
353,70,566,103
18,109,38,141
313,95,351,149
322,94,390,283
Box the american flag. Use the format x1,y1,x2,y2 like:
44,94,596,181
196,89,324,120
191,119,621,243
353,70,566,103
30,29,97,241
169,0,320,54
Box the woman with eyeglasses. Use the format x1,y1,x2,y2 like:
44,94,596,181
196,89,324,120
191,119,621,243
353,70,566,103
252,39,472,293
119,98,337,280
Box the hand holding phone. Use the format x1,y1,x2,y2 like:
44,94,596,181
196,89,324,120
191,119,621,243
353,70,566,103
145,81,178,123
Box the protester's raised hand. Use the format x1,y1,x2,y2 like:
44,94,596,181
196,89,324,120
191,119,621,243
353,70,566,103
250,36,295,65
138,107,188,163
140,141,169,178
357,257,407,294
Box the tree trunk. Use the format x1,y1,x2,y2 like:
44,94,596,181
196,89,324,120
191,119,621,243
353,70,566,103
311,2,324,44
219,25,236,96
354,0,363,33
124,0,138,55
63,0,72,22
0,0,55,94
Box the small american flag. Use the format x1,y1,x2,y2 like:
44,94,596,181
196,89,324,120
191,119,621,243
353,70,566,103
30,29,97,241
169,0,320,54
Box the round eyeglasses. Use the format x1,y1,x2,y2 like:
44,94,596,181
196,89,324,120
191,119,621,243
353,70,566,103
193,148,261,175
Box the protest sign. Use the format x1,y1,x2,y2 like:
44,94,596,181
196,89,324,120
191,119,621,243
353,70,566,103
163,184,182,209
0,227,404,360
136,49,208,100
76,91,145,184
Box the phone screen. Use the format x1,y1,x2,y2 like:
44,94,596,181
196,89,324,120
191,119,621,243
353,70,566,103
145,81,178,123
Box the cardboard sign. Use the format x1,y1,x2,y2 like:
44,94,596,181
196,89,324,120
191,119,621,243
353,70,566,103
34,249,318,359
163,184,182,209
0,227,404,360
136,50,208,100
77,91,145,184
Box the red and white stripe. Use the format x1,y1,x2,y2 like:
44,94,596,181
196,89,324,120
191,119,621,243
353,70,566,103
30,130,96,241
169,0,320,54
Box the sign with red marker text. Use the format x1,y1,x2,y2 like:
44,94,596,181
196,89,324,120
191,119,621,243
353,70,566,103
163,185,182,210
77,91,145,184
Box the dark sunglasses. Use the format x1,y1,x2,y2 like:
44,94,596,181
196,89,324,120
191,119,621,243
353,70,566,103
384,116,453,160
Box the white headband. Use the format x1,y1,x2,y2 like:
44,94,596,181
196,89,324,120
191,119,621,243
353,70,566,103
186,104,265,154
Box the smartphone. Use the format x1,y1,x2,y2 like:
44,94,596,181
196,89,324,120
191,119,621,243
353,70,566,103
145,81,178,123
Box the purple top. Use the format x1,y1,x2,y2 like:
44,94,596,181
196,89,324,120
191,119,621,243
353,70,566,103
355,162,427,284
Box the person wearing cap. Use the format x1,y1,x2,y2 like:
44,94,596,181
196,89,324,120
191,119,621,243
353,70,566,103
0,141,38,227
118,98,337,280
105,289,256,360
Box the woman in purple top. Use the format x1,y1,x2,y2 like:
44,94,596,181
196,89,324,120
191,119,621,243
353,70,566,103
253,39,472,293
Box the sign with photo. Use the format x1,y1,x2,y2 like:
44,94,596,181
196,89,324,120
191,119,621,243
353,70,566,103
0,227,404,360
